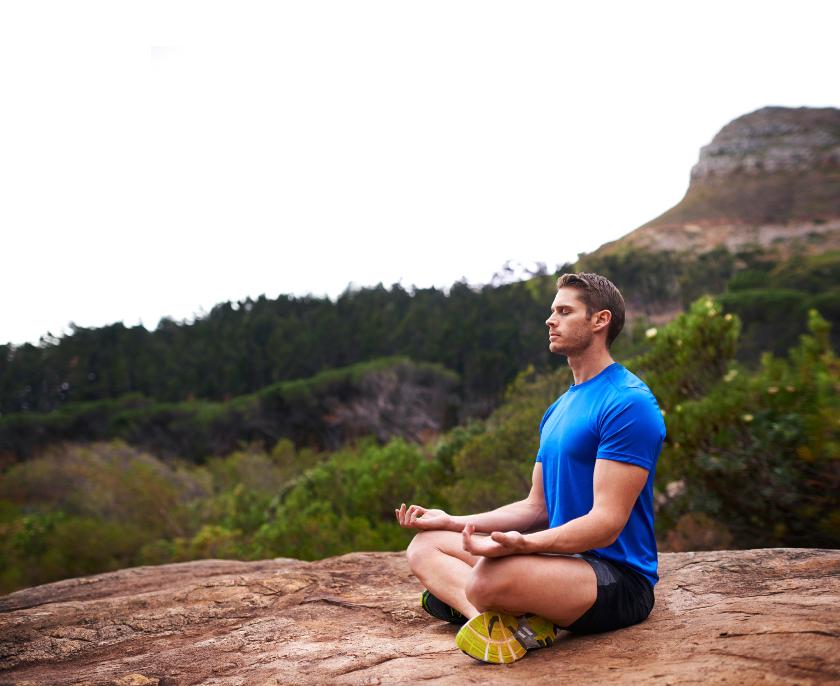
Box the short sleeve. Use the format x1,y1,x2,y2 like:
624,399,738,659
596,390,665,471
535,397,561,463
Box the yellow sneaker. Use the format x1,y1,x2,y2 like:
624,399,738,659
455,611,562,664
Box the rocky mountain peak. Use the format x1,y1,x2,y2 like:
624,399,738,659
690,106,840,182
592,106,840,257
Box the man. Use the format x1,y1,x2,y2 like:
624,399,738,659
395,272,666,664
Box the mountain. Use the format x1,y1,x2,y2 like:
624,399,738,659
595,106,840,257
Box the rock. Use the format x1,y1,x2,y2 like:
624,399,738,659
595,106,840,257
690,106,840,181
1,549,838,685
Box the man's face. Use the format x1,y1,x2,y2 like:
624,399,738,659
545,288,597,356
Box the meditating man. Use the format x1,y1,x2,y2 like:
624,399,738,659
395,272,665,663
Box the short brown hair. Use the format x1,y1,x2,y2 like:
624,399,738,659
556,272,625,347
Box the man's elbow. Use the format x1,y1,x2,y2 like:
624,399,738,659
603,530,621,547
592,510,627,547
524,499,549,531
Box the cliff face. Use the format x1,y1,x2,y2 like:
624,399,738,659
598,106,840,256
690,106,840,182
1,548,838,685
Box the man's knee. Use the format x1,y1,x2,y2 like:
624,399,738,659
464,558,512,609
406,531,445,572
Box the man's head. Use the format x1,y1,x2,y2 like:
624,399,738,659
546,272,625,355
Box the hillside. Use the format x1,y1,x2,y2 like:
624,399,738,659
0,279,558,421
595,106,840,257
0,357,459,462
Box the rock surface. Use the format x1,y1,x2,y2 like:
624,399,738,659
1,548,838,685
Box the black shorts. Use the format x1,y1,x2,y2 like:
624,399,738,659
562,553,655,634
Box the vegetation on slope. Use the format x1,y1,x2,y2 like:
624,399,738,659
0,357,458,461
2,297,836,593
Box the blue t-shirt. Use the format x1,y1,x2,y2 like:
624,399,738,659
535,362,665,587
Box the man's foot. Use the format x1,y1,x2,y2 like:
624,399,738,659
454,611,562,664
421,589,467,625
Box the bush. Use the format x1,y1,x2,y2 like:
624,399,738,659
650,307,839,548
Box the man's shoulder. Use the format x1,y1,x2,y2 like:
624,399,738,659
602,365,664,423
604,364,658,400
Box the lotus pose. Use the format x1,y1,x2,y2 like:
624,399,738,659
396,272,666,663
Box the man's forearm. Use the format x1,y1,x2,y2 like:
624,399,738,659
448,500,547,534
522,509,619,554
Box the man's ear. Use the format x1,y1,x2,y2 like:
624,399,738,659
592,309,612,334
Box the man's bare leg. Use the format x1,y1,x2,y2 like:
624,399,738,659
465,553,597,627
406,530,482,619
407,531,598,628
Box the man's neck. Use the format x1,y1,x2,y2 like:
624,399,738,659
566,347,616,386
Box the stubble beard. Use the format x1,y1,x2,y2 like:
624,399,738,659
549,332,593,359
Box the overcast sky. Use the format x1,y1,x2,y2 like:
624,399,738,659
2,1,838,347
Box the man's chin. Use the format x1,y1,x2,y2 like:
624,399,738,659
550,341,582,357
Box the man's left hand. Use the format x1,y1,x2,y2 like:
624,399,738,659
462,522,532,557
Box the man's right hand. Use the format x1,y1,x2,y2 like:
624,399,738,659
395,503,455,531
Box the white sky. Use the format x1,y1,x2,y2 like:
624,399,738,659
2,1,838,347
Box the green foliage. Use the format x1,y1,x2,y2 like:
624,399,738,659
253,438,449,559
577,245,840,361
577,246,736,311
0,441,273,592
643,306,839,548
0,357,459,460
0,434,460,591
718,289,808,360
768,250,840,294
0,279,556,419
630,297,740,408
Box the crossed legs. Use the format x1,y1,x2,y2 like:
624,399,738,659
406,530,597,627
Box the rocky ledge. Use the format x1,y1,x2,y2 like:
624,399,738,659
1,548,838,685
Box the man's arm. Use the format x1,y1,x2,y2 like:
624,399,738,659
462,458,648,557
522,458,648,552
396,462,548,534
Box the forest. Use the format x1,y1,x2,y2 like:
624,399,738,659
2,246,839,465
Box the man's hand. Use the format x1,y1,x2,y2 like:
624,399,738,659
461,522,531,557
395,503,454,531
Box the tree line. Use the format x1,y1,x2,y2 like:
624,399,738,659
2,247,837,430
